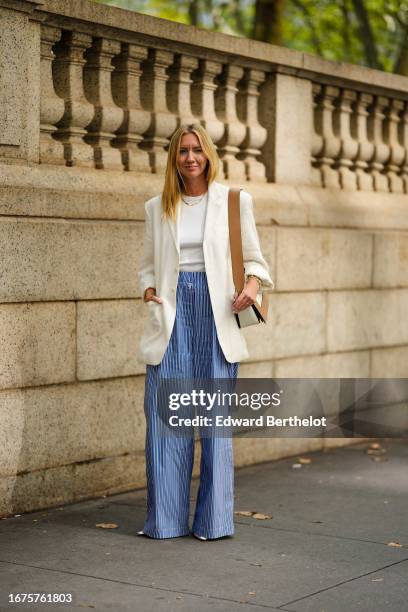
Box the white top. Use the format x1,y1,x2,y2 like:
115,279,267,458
179,192,208,271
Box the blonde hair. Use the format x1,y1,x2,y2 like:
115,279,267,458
162,124,219,219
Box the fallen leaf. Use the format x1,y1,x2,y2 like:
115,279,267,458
252,513,272,520
387,541,402,547
234,510,272,520
95,523,118,529
298,457,312,464
248,591,256,595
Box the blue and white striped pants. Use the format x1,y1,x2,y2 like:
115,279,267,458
142,271,239,539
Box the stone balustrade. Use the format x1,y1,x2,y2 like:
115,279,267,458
37,14,408,190
1,0,407,190
43,16,408,191
40,27,268,181
311,85,407,192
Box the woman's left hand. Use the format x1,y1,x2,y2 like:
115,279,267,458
232,277,259,313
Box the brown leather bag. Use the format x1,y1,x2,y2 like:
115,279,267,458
228,188,269,328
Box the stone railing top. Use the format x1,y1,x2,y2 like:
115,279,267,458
0,0,45,13
31,0,408,97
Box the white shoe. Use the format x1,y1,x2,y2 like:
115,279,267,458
137,530,145,536
193,533,207,540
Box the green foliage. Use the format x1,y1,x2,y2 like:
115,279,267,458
92,0,189,22
91,0,408,74
283,0,407,72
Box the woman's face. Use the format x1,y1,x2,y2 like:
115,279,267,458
177,132,208,182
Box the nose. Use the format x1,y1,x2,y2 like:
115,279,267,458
187,149,195,161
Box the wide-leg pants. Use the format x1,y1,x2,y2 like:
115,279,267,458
142,271,239,539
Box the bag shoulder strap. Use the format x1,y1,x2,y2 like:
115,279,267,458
228,187,269,322
228,187,245,293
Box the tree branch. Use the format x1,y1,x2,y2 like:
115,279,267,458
351,0,383,69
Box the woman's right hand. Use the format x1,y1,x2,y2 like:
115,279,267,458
143,287,163,304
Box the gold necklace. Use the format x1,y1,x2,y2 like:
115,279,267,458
181,191,207,207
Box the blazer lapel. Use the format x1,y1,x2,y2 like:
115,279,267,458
166,181,225,254
203,181,224,245
166,197,181,256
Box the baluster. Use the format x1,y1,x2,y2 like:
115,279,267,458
400,101,408,194
139,49,177,174
39,25,65,165
383,99,405,193
52,31,95,167
191,59,224,147
367,96,390,192
350,92,375,191
313,85,341,188
111,42,150,172
332,88,358,190
311,83,324,186
236,68,267,182
214,64,246,180
167,54,199,126
83,38,124,170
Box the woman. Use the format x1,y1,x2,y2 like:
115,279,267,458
137,123,273,541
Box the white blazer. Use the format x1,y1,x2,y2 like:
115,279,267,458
137,180,274,365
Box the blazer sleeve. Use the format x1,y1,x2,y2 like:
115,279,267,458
138,200,156,296
240,190,274,289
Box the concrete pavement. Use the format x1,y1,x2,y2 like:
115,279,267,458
1,439,407,611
